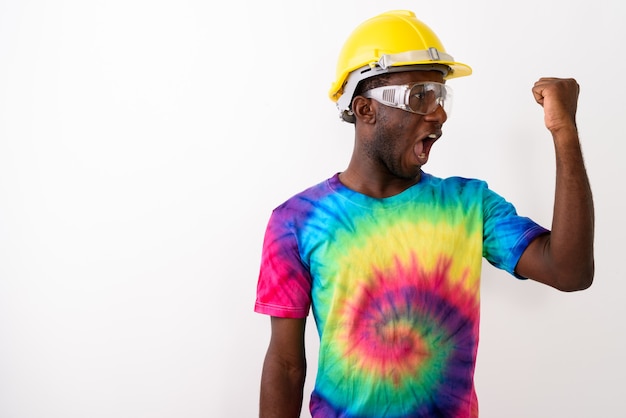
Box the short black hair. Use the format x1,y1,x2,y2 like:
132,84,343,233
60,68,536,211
352,73,395,99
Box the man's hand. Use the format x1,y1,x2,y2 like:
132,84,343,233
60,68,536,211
532,77,580,134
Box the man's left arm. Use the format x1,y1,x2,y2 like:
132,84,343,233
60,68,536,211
515,77,595,291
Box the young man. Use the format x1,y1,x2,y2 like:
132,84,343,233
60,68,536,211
254,10,594,418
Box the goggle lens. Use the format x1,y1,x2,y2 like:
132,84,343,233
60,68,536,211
407,83,449,115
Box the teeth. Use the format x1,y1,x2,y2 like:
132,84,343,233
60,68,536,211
428,133,437,139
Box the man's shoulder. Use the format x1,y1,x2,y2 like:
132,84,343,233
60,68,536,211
273,174,339,212
422,172,488,190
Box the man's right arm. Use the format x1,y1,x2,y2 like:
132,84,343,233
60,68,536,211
260,316,307,418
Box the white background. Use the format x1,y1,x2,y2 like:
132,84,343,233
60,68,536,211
0,0,624,417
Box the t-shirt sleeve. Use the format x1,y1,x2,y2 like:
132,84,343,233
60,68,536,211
254,208,312,318
482,186,549,279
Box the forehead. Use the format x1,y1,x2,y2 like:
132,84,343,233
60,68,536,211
387,70,446,85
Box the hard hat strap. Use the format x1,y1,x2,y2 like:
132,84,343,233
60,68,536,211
377,48,454,70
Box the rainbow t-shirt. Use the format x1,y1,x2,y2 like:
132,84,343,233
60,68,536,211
255,172,548,417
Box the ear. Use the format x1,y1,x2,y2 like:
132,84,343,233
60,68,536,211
352,96,376,124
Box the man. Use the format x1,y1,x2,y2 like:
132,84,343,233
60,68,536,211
254,10,594,418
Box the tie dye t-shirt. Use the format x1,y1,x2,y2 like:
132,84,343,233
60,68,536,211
255,172,548,418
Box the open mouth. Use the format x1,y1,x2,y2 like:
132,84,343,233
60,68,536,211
414,132,441,163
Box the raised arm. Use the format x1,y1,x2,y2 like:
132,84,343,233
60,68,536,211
515,77,594,291
260,317,307,418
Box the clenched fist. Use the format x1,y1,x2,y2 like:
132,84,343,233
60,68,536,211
532,77,579,134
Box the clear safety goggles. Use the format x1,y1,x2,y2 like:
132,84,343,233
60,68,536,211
362,82,452,116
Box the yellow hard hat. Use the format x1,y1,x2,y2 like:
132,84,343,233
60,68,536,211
330,10,472,122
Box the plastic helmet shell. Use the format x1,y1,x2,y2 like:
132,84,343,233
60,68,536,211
329,10,472,106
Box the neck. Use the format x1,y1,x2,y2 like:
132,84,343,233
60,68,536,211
339,165,422,198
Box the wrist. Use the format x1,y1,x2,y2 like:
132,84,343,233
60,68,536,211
549,123,578,140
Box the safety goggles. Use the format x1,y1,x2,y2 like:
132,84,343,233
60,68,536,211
362,82,452,116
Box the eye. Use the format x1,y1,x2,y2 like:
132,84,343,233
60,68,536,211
408,90,428,113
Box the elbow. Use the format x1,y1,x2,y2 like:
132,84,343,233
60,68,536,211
558,277,593,292
555,263,594,292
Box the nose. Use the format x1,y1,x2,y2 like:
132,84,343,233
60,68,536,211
424,104,447,124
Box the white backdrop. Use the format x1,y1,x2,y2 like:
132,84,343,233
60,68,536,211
0,0,624,417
